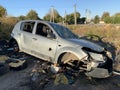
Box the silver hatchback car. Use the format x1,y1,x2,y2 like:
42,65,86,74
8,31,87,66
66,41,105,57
10,20,113,78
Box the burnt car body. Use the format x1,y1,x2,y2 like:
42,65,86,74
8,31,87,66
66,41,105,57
10,20,113,78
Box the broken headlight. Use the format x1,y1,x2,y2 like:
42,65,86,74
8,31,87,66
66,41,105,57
82,47,106,62
82,47,108,71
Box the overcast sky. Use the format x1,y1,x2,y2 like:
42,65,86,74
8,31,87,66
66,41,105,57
0,0,120,18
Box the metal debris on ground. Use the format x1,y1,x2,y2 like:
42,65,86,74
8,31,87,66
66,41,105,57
7,58,28,70
50,64,60,74
30,61,55,89
30,60,77,89
0,55,9,63
0,52,28,71
54,73,69,85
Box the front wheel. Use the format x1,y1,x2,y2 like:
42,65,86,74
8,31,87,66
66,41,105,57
59,53,81,70
59,53,89,72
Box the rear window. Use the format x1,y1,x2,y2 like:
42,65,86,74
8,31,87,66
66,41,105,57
20,22,35,33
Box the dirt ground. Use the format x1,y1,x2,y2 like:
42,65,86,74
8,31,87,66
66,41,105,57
0,68,31,90
0,56,120,90
0,39,120,90
0,58,33,90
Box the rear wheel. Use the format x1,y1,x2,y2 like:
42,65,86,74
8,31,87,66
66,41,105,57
10,40,19,52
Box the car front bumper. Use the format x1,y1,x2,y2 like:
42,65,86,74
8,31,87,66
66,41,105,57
85,68,112,78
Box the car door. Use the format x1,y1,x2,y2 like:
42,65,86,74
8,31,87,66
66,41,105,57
31,22,58,62
20,21,35,53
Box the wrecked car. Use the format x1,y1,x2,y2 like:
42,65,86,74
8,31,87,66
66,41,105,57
9,20,113,78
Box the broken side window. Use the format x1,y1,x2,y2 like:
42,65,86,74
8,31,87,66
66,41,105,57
36,23,48,37
20,22,35,33
36,23,55,39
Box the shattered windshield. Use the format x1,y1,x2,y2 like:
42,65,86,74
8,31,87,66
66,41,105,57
49,23,79,39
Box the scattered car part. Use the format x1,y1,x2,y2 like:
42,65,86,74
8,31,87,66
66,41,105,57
6,58,28,70
0,55,9,63
54,73,68,85
85,68,111,78
50,64,60,74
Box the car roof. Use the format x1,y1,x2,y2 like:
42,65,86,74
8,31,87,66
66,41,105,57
19,20,50,24
19,20,61,27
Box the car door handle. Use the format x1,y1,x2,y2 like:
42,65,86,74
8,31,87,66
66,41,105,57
32,38,37,40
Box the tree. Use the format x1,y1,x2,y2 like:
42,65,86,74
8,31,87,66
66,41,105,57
101,12,110,21
43,13,51,21
77,17,86,24
43,8,62,23
114,13,120,17
66,14,74,24
66,12,81,24
94,15,100,24
104,16,112,24
103,13,120,24
0,5,7,17
111,13,120,24
26,10,40,20
18,15,26,20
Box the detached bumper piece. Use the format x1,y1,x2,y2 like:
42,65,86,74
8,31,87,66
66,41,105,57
85,68,111,78
85,57,113,78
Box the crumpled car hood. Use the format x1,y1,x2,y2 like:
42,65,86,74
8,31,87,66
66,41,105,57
68,39,104,52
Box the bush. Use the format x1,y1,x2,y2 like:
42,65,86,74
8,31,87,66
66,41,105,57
0,17,18,40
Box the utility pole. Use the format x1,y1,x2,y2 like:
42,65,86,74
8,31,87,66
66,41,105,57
85,9,91,23
74,4,77,25
52,6,54,23
64,10,67,24
50,6,54,23
50,10,52,22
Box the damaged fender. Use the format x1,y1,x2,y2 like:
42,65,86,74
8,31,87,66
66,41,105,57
55,46,88,64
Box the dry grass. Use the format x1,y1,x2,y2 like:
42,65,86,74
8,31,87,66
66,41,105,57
68,24,120,51
0,17,18,39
